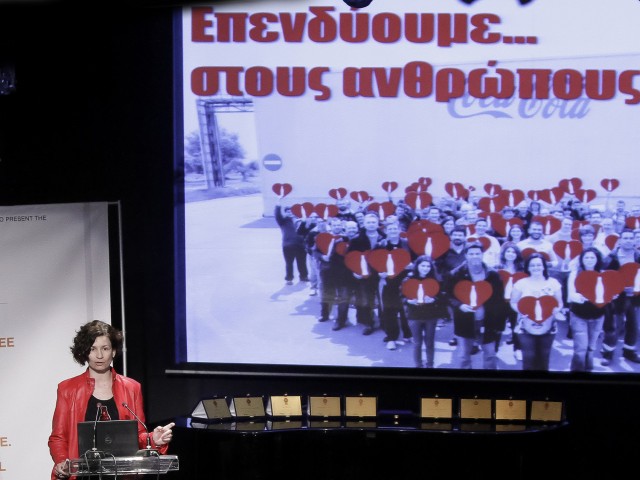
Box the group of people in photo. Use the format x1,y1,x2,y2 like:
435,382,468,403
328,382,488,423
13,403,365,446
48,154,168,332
274,181,640,372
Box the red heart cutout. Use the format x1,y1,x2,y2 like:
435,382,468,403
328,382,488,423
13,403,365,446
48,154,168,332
315,232,342,255
477,196,507,213
605,234,619,251
335,242,349,256
417,177,432,188
401,278,440,301
575,270,625,307
453,280,493,308
575,188,596,204
344,250,372,277
521,248,550,261
485,213,506,236
404,191,433,211
504,218,524,237
405,183,419,193
600,178,620,192
553,240,583,260
328,187,347,200
367,201,396,220
444,182,468,200
517,296,559,323
501,189,525,207
367,249,412,277
350,191,370,203
559,177,583,195
314,203,339,219
291,202,314,219
626,216,640,230
532,215,561,235
381,181,398,194
484,183,502,196
407,232,450,259
569,227,583,241
466,236,491,253
272,183,292,198
618,262,640,293
539,187,564,205
527,190,542,202
498,271,529,300
406,220,444,235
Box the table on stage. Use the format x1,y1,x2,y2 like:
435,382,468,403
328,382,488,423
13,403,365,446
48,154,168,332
168,414,568,480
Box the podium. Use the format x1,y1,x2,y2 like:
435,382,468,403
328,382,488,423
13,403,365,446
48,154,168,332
68,455,179,476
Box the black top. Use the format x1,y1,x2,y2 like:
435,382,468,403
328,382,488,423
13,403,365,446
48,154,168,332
85,395,119,422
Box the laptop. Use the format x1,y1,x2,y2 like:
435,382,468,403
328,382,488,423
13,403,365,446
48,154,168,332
77,420,139,457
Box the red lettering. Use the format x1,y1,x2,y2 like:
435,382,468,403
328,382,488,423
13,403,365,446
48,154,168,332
191,7,214,42
0,337,15,347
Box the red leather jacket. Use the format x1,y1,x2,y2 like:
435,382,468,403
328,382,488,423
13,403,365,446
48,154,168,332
48,368,168,479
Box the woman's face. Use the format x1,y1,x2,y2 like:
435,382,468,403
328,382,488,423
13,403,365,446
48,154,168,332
417,260,432,277
504,247,517,262
510,226,523,240
87,335,115,374
527,257,545,276
582,251,598,270
443,219,454,233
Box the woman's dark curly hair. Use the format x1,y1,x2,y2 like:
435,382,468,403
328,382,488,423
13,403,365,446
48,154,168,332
70,320,123,366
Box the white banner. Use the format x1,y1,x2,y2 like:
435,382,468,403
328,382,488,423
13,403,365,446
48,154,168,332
0,202,112,480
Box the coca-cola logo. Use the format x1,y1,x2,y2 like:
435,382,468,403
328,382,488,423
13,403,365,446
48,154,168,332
448,94,591,120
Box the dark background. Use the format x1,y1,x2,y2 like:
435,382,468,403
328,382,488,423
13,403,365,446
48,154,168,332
1,1,638,478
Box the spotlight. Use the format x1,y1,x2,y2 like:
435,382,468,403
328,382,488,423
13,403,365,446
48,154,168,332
343,0,373,8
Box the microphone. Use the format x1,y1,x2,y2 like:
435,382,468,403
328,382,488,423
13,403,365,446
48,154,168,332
122,402,158,457
89,402,106,459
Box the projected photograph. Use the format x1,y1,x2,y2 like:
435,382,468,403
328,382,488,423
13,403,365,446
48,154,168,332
177,0,640,374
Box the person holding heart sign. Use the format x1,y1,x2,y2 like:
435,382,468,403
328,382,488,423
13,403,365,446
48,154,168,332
600,228,640,365
444,242,505,369
510,253,565,371
274,199,309,285
401,256,446,368
566,247,611,371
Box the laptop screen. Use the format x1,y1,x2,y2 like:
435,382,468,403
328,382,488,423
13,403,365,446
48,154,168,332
77,420,139,457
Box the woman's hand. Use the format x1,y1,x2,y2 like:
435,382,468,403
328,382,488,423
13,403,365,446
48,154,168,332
54,460,69,478
152,422,175,446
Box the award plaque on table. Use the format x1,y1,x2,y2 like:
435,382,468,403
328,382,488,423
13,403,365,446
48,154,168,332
266,395,303,418
459,397,492,420
231,395,266,419
307,395,341,418
529,400,564,422
190,396,232,421
344,395,377,418
420,396,453,420
494,399,527,422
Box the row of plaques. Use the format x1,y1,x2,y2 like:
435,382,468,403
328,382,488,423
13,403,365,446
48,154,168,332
190,395,564,423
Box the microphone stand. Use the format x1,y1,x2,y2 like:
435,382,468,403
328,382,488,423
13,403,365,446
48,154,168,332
89,403,106,459
122,402,159,457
